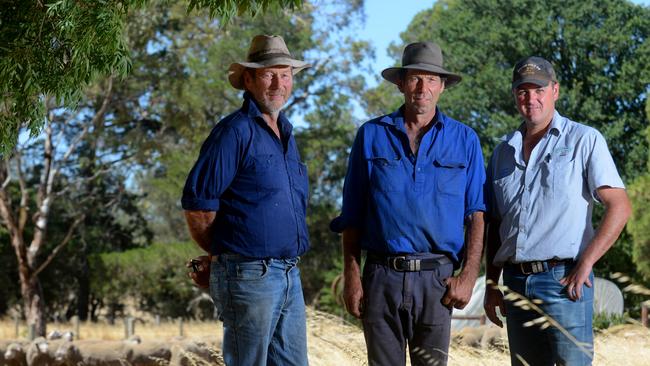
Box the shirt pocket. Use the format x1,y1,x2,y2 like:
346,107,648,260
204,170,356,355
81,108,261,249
253,154,285,192
290,160,309,210
550,155,576,201
434,158,466,197
493,173,522,217
368,156,402,192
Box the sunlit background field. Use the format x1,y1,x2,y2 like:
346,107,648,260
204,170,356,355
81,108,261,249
2,309,650,366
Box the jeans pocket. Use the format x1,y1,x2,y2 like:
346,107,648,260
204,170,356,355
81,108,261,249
233,260,269,281
420,268,453,325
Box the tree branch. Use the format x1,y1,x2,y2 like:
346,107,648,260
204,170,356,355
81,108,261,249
33,214,85,278
15,151,29,233
60,77,113,166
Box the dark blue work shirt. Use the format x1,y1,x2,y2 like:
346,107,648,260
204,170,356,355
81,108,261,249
182,92,310,259
330,107,485,266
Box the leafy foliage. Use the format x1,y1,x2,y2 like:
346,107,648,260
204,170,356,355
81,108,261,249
0,0,303,155
90,242,205,318
628,125,650,281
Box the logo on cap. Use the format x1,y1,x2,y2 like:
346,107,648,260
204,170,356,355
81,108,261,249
518,64,542,76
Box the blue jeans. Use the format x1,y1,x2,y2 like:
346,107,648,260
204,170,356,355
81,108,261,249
362,253,454,366
209,254,308,366
503,262,594,366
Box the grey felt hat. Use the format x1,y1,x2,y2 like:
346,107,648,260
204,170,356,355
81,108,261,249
228,35,310,90
381,42,462,87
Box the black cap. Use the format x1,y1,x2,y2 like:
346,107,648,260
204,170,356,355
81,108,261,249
512,56,557,90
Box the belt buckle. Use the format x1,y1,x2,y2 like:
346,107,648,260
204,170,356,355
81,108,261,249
389,256,406,271
520,261,544,275
389,256,421,271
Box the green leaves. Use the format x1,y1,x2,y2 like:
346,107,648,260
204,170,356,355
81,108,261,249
0,0,305,155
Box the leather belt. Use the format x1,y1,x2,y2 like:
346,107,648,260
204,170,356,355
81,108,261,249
366,252,451,272
506,259,573,275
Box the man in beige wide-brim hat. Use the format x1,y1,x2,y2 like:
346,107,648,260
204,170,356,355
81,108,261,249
332,41,486,366
182,35,311,366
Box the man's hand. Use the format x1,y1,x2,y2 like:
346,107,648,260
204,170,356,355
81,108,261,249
186,255,211,289
442,274,476,310
343,273,364,318
483,284,506,327
560,261,593,301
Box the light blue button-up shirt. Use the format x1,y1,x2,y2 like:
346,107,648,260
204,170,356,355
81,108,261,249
486,111,624,265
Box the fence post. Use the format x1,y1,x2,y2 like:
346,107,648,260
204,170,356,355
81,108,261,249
178,318,184,337
642,302,649,328
71,315,80,340
14,315,19,338
124,317,135,339
28,323,36,341
155,315,160,327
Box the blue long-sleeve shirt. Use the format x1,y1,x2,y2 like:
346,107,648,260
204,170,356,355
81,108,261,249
182,92,310,259
330,107,485,267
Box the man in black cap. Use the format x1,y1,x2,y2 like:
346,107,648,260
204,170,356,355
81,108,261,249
331,41,486,365
484,56,631,365
182,34,311,366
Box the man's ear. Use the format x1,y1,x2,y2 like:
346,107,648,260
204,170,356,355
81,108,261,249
243,69,254,90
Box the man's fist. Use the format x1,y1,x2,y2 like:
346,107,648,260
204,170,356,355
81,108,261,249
186,255,211,289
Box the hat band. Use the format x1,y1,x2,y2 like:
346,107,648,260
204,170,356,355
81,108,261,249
248,52,294,63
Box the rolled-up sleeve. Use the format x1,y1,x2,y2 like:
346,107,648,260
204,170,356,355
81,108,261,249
463,132,486,217
181,126,241,211
330,128,369,233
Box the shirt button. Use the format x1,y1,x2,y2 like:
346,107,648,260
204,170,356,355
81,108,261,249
274,203,279,207
417,167,421,172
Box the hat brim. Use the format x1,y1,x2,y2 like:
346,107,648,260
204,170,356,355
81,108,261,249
511,78,552,90
228,58,310,90
381,64,462,87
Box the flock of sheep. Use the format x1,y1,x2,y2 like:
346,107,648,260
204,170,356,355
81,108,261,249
0,332,221,366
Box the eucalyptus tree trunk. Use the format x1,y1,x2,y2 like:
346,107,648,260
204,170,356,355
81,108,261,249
0,82,112,336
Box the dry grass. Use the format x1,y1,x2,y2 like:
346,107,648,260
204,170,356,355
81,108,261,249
2,310,650,365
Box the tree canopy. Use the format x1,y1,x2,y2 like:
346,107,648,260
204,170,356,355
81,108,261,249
0,0,303,155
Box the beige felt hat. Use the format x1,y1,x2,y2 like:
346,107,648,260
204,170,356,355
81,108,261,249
228,35,310,90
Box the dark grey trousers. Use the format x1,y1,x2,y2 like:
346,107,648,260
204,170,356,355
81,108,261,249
361,253,453,366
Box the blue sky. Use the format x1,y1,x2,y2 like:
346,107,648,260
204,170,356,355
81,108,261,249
358,0,650,87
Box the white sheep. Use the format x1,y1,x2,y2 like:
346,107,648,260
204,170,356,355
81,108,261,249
26,337,60,366
54,340,131,366
3,341,28,366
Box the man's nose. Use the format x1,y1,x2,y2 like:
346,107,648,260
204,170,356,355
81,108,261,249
269,75,280,88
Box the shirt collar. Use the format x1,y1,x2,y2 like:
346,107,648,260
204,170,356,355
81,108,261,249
378,105,445,132
507,110,565,143
242,91,293,136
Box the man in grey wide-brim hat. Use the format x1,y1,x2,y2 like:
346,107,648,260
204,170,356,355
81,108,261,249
331,41,486,366
182,35,311,366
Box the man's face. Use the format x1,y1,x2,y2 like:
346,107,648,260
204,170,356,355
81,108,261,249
397,69,445,116
244,66,293,114
513,81,559,127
